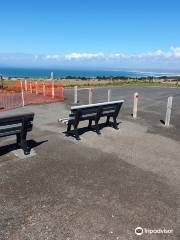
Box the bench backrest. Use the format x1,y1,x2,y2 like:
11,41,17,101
0,113,34,136
0,113,34,126
70,100,124,119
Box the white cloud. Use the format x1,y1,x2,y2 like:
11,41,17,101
64,47,180,61
1,47,180,63
170,46,180,57
1,47,180,68
65,52,105,60
45,54,61,60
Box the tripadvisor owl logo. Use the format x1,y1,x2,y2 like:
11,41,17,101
135,226,173,235
135,227,143,236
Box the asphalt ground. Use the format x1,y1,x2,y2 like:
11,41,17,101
0,86,180,240
64,86,180,141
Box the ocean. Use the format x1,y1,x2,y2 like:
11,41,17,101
0,67,179,78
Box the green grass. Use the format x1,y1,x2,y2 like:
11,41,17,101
62,81,180,88
1,79,180,90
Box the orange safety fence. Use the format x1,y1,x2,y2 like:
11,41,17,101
0,91,64,112
14,80,64,99
0,80,64,112
0,92,22,111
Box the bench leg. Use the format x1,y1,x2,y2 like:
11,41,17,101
66,123,71,136
21,139,30,155
95,120,101,135
74,127,80,140
74,120,80,140
67,123,71,131
113,116,119,130
106,116,110,125
21,132,30,155
16,133,21,148
88,119,92,128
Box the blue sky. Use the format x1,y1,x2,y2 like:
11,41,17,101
0,0,180,69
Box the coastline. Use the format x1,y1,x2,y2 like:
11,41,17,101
1,68,180,89
1,67,180,79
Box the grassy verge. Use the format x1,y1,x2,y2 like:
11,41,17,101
59,79,180,88
0,80,16,89
1,79,180,90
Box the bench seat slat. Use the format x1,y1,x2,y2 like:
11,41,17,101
73,112,115,122
0,124,33,135
0,130,21,137
71,100,124,110
0,123,21,130
71,108,98,115
69,108,117,119
101,110,115,115
0,120,34,127
0,120,26,126
0,128,31,137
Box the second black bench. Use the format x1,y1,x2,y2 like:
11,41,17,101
59,100,124,140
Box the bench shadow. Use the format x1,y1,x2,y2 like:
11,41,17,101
0,140,48,156
63,122,121,140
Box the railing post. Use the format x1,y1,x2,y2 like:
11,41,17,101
74,86,78,104
133,92,139,119
52,80,55,99
30,81,32,93
108,89,111,102
35,81,38,95
24,80,27,92
89,88,92,104
20,80,25,107
165,96,173,127
43,82,46,96
61,87,64,100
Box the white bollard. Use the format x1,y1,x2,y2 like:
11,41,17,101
20,80,25,107
133,92,139,119
43,82,46,96
165,96,173,127
35,81,38,95
89,88,93,104
74,86,78,104
108,89,111,102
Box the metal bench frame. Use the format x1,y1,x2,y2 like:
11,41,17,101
59,100,124,140
0,113,34,155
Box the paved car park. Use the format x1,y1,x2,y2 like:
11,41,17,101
0,86,180,239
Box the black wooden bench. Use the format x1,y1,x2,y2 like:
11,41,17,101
59,100,124,140
0,113,34,155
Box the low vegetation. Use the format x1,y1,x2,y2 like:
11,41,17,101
1,76,180,90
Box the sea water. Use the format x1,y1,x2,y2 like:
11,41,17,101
0,67,179,78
